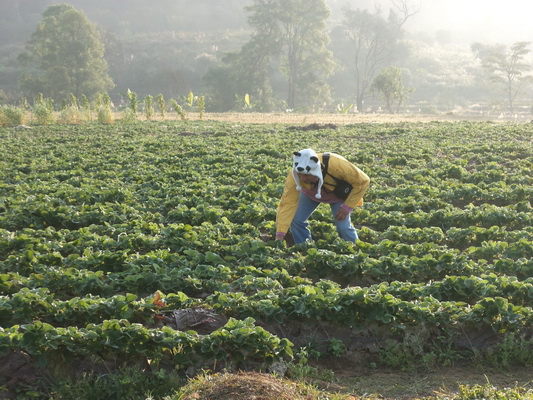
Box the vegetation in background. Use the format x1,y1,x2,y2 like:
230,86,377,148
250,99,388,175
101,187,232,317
331,2,418,112
143,94,154,121
472,41,533,114
18,4,114,102
0,105,25,126
245,0,334,111
32,93,55,125
156,93,166,119
372,66,412,113
2,2,533,114
96,93,114,124
169,98,187,121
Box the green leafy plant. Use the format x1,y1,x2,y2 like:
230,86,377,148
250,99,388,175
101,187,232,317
196,95,205,120
328,338,347,357
169,98,187,121
335,102,354,114
144,95,154,121
96,93,114,124
126,89,138,117
236,93,257,111
155,93,166,119
33,94,55,125
0,120,531,398
0,106,25,126
433,381,533,400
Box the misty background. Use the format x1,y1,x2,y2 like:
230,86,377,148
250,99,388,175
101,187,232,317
1,0,532,115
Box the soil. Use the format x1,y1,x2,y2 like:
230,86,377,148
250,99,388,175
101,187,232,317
156,111,533,124
315,356,533,399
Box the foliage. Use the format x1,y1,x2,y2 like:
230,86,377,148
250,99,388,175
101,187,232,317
169,98,187,121
335,103,354,114
144,95,154,121
0,120,531,397
245,0,334,110
96,93,114,124
32,95,55,125
472,41,533,114
0,106,25,127
155,93,166,119
204,47,275,112
426,381,533,400
58,94,82,124
49,364,184,400
196,95,205,120
18,4,114,102
235,93,258,112
126,89,138,115
372,66,412,113
332,3,416,112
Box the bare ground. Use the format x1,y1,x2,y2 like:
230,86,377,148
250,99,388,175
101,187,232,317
320,362,533,399
167,111,532,124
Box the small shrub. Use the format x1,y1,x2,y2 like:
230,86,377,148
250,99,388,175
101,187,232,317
127,89,138,115
156,93,166,119
79,94,92,122
441,382,533,400
378,334,437,371
97,107,114,124
196,95,205,120
0,106,26,126
328,338,347,357
169,98,187,121
48,364,183,400
96,93,114,124
475,332,533,370
120,108,137,124
33,102,55,125
58,105,82,124
144,95,154,121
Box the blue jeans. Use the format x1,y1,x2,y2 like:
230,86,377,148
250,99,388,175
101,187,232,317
290,192,358,244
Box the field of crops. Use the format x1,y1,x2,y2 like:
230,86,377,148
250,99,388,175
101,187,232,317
0,120,532,398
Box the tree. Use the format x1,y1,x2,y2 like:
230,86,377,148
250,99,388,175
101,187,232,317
19,4,114,102
472,41,532,114
244,0,334,110
204,40,275,112
332,1,418,112
372,66,411,113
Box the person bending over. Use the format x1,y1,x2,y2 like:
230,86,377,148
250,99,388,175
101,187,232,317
275,148,370,244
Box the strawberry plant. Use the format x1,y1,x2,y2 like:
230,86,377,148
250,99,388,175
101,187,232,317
0,120,532,396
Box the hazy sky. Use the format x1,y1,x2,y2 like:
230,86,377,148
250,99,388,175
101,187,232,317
410,0,533,44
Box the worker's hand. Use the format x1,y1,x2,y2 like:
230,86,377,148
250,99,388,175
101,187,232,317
335,207,350,221
275,233,286,241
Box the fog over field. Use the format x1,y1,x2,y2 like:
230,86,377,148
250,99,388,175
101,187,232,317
368,0,533,44
3,0,532,44
1,0,532,116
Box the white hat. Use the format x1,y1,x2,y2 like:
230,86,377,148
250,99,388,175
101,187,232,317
292,149,323,199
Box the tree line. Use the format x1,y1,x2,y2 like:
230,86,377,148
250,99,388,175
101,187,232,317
2,1,533,115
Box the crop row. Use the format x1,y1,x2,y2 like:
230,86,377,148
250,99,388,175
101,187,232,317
1,248,531,303
2,220,533,257
1,192,531,233
207,288,532,334
2,273,531,330
0,317,292,368
0,120,531,375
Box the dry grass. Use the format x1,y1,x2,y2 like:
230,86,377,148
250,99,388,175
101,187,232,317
175,371,355,400
127,111,532,125
173,368,533,400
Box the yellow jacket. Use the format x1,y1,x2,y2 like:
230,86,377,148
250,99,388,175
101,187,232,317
276,152,370,235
